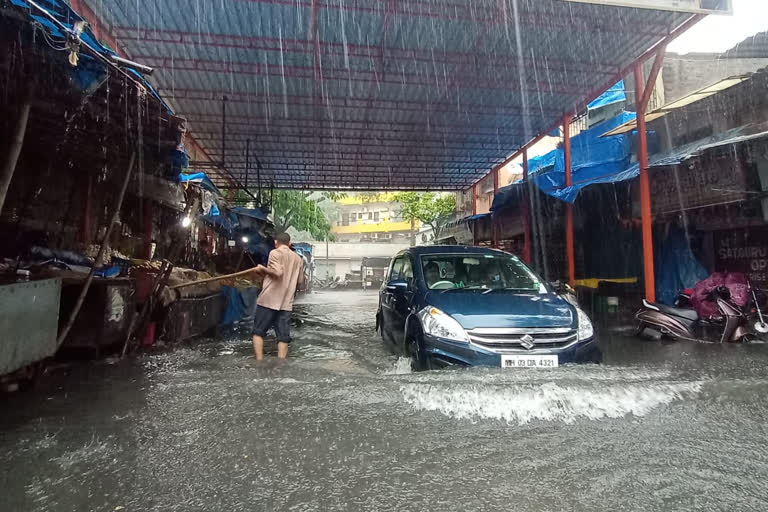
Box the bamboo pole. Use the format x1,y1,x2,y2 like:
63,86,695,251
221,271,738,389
169,267,258,290
57,151,136,346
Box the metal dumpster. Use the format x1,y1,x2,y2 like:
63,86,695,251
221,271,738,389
161,292,226,342
0,278,62,377
58,278,135,353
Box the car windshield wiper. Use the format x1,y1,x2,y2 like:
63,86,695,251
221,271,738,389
483,287,539,294
441,286,485,293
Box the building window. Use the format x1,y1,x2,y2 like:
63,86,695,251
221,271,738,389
358,212,363,219
368,212,373,220
342,213,349,226
374,211,380,221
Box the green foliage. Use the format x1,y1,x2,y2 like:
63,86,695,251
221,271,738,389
393,192,457,239
272,190,339,241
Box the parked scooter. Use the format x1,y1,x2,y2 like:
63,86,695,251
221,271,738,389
636,283,767,343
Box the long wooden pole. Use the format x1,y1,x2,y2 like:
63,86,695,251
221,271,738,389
57,151,136,346
169,267,257,290
0,100,32,216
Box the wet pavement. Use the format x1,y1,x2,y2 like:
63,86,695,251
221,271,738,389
3,289,768,511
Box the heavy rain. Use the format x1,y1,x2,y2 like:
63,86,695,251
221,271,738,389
2,0,768,511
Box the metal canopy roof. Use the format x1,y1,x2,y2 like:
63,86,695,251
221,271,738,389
83,0,693,190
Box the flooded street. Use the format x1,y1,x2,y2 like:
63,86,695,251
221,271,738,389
3,289,768,511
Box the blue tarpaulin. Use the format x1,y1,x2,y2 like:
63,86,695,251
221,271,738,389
492,112,637,209
11,0,171,111
588,81,626,110
179,173,220,195
532,111,636,203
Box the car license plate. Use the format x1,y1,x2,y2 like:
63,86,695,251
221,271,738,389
501,355,559,369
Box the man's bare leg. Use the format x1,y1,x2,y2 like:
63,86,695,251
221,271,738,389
253,335,264,360
277,341,289,359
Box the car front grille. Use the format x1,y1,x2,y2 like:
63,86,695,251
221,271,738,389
466,327,577,351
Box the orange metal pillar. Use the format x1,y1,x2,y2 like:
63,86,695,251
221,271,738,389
635,64,656,302
492,169,499,248
522,150,531,264
563,114,575,287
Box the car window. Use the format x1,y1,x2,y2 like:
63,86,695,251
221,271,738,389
420,253,545,292
401,257,413,281
389,256,405,282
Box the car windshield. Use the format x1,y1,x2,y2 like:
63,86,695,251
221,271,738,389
420,253,546,292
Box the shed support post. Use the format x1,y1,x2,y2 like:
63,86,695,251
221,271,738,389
522,150,531,264
492,168,499,248
635,62,657,302
563,114,575,287
472,184,477,216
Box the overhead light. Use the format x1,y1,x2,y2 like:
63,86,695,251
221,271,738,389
241,236,249,243
181,216,192,228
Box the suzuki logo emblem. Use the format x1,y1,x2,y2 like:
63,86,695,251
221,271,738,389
520,334,536,350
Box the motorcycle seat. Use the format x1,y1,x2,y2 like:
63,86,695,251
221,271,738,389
644,300,699,322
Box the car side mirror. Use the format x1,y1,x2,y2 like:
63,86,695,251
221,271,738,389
386,280,409,293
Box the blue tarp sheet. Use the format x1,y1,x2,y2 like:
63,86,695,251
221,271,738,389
532,111,636,203
654,225,709,305
220,286,261,326
588,81,626,110
11,0,171,111
492,112,637,210
179,172,220,195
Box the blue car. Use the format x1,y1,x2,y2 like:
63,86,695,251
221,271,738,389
377,245,601,370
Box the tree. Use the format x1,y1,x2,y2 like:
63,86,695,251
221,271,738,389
271,190,342,241
394,192,457,241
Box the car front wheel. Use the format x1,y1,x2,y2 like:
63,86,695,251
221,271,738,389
405,334,430,371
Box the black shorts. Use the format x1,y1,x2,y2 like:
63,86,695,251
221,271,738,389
252,306,292,342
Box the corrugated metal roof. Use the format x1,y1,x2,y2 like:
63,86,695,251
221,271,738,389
82,0,692,190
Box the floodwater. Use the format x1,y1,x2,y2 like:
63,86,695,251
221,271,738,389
3,290,768,511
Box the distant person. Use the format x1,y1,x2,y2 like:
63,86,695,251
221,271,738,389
423,262,441,289
251,233,304,360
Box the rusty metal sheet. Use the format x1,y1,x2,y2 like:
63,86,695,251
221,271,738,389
0,279,61,376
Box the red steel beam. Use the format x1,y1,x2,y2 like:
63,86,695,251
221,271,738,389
138,57,589,95
641,47,666,111
183,116,532,135
117,30,620,75
162,88,558,115
635,63,656,303
522,150,531,264
225,0,670,35
563,114,575,288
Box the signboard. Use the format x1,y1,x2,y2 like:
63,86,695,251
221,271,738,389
714,226,768,288
648,158,751,216
563,0,732,14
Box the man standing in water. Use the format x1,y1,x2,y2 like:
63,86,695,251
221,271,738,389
252,233,304,360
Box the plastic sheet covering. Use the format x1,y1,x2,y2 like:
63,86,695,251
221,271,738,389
654,225,709,305
588,81,626,110
178,172,221,196
532,112,636,203
10,0,170,110
691,272,749,318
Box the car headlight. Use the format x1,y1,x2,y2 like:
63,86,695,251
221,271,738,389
417,306,469,343
576,307,594,341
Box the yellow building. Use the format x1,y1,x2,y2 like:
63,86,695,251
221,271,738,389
331,199,418,243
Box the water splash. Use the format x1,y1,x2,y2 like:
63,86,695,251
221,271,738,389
401,380,703,425
384,357,413,375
